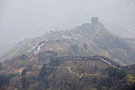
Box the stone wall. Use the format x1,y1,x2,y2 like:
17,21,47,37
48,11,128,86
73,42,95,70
91,17,99,30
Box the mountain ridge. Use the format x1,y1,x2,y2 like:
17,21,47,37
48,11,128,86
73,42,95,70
0,17,135,65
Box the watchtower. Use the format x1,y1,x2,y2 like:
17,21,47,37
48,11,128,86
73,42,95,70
91,17,99,29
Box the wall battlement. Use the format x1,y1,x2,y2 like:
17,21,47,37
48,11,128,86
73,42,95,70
38,54,135,70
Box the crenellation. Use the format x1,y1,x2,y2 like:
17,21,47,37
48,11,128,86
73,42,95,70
37,51,135,70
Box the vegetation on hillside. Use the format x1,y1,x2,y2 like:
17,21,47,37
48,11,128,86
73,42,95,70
0,54,135,90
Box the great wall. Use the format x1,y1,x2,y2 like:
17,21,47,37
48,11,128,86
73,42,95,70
29,17,135,71
37,51,135,70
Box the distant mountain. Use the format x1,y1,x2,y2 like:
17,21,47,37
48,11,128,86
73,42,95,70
100,0,135,38
0,42,17,54
1,17,135,65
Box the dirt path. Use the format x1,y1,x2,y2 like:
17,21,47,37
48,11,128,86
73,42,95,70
66,67,98,78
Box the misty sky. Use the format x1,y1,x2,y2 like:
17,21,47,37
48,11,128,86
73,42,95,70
0,0,135,44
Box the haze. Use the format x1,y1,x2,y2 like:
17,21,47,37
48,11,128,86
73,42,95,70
0,0,135,45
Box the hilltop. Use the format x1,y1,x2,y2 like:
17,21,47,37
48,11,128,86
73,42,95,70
1,17,135,65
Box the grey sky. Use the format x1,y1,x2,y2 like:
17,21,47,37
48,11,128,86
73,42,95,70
0,0,135,44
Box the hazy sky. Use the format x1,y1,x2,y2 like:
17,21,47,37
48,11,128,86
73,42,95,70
0,0,135,44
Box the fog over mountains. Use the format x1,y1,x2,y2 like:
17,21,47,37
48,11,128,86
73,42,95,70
1,1,135,89
0,0,135,45
0,17,135,90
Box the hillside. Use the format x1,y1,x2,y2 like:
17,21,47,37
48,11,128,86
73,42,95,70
1,17,135,65
124,38,135,49
0,17,135,90
0,52,135,90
